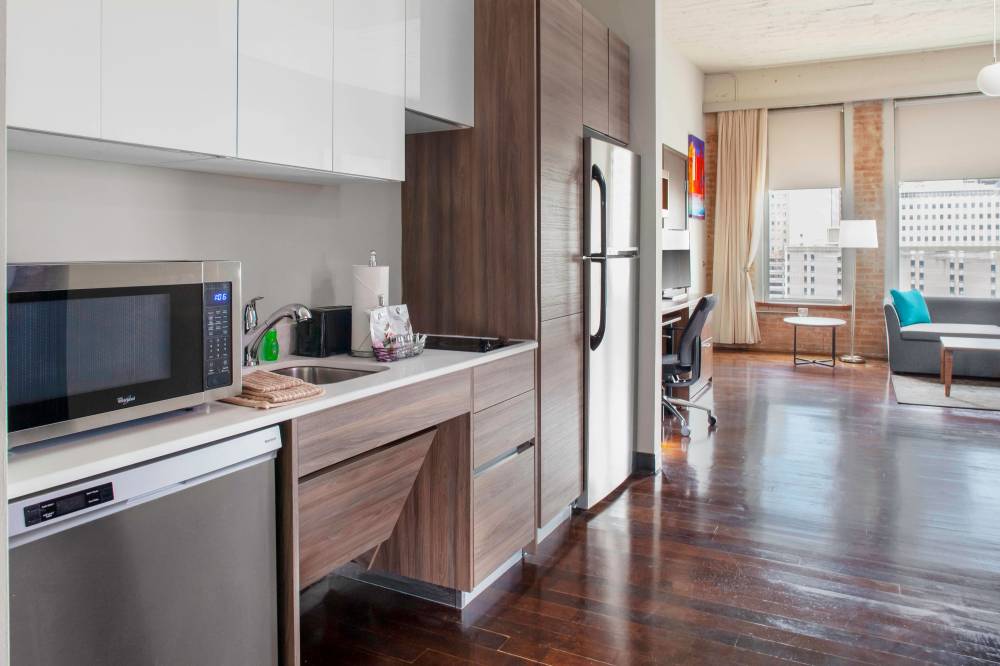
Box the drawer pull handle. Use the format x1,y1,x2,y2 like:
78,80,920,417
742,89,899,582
474,440,534,476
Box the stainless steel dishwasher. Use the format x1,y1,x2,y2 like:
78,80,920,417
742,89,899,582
8,426,281,666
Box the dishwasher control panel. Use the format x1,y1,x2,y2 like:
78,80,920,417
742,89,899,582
22,483,114,528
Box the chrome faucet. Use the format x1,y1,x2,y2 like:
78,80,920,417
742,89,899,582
242,298,312,367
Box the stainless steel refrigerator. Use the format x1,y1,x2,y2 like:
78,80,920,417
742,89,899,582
579,137,640,510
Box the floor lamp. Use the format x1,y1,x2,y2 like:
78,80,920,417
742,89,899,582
839,219,879,364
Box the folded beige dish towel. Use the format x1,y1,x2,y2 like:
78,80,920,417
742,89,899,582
223,370,325,410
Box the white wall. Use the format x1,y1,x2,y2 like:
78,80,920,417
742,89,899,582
660,38,704,154
705,44,992,112
7,152,402,349
1,0,9,658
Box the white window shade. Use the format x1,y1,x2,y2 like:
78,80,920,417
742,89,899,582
896,96,1000,182
768,105,843,190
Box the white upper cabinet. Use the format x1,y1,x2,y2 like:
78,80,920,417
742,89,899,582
332,0,405,181
101,0,237,156
238,0,333,170
405,0,474,130
7,0,409,183
7,0,101,137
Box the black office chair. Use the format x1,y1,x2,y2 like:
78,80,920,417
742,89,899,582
662,295,718,438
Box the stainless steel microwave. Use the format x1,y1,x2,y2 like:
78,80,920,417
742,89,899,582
7,261,242,448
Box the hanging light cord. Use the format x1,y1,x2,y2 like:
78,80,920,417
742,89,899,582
994,0,998,63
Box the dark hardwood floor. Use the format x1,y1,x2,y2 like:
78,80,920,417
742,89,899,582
300,351,1000,664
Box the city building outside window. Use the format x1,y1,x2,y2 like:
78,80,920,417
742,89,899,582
767,188,843,301
898,179,1000,298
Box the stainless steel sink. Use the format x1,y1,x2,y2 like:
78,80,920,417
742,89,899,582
270,366,377,385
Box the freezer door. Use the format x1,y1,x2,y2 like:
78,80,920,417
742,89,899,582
581,255,638,510
585,138,640,256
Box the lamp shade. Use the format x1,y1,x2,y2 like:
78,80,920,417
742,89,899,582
979,62,1000,96
838,219,878,249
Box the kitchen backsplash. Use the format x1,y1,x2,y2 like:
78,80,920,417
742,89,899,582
6,151,402,324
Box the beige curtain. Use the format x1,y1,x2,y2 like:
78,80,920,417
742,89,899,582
711,109,767,345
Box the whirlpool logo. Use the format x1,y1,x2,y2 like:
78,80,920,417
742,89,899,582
116,394,137,407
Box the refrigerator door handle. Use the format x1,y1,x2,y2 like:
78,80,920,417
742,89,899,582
590,163,609,351
589,257,608,351
591,164,608,258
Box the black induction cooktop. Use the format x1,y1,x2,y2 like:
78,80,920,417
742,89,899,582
423,335,513,353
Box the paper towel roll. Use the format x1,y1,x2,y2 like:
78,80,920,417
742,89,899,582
351,265,390,356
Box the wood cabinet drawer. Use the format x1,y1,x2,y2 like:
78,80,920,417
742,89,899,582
296,371,470,477
298,429,436,589
473,391,535,470
473,445,534,586
473,351,535,412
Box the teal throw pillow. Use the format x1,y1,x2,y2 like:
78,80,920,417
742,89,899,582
890,289,931,327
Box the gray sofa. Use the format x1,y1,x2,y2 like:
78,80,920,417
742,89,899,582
884,297,1000,378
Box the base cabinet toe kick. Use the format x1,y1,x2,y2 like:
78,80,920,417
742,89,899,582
277,351,538,664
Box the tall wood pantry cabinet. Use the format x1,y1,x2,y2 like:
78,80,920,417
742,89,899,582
402,0,630,534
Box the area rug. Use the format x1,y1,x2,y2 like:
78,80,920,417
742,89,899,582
891,373,1000,411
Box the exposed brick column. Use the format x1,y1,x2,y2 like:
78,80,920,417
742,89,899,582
704,113,717,291
851,101,888,359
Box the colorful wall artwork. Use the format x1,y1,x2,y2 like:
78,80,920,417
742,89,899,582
688,134,705,220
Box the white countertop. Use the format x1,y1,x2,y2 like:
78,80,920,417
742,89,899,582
7,342,537,500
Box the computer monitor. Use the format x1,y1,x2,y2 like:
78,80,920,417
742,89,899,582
662,250,692,294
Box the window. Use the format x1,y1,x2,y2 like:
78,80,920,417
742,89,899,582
895,96,1000,298
766,105,844,302
768,189,843,301
898,180,1000,297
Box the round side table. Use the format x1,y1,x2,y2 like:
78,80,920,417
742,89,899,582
783,316,846,368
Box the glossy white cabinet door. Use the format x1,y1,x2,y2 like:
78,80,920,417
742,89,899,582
238,0,333,170
101,0,237,156
7,0,101,137
332,0,405,181
405,0,474,127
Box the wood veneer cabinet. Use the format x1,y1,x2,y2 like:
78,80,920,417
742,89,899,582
609,30,630,144
278,351,538,664
581,8,609,138
401,0,629,534
298,429,436,588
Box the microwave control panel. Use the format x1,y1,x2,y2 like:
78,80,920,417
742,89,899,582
204,282,233,389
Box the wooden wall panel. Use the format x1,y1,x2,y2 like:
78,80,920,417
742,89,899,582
609,30,630,144
538,0,583,322
538,314,584,526
581,8,609,136
401,0,537,340
277,421,300,666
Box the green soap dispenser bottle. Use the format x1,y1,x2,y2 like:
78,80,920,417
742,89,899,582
260,329,280,362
